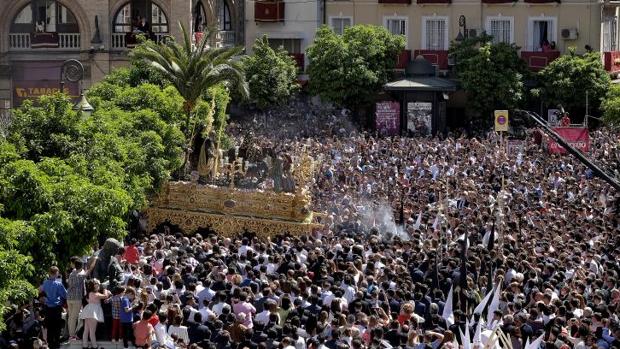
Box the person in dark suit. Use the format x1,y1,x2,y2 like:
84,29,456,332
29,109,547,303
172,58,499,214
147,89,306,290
188,313,211,344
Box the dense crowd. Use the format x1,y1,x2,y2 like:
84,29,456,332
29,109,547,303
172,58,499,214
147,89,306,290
1,113,619,349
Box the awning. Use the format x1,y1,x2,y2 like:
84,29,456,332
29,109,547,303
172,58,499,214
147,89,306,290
384,77,457,92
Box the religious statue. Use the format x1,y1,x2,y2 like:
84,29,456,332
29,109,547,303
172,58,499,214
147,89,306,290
282,154,296,193
198,132,218,179
271,154,284,193
92,238,123,282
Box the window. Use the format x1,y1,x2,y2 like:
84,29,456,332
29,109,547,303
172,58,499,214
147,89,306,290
268,38,302,53
384,17,408,46
330,17,352,35
114,4,132,32
151,3,168,32
603,16,618,52
11,1,76,32
423,17,448,50
194,2,207,32
14,4,33,24
486,16,513,44
219,0,232,31
528,17,557,51
114,2,169,33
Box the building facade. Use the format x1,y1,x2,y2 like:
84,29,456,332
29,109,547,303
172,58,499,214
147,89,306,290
325,0,620,73
0,0,245,109
244,0,324,72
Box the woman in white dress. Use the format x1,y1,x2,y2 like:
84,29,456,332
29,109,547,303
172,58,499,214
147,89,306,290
79,279,111,349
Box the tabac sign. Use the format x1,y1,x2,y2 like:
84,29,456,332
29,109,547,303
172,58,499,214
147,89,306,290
13,81,79,106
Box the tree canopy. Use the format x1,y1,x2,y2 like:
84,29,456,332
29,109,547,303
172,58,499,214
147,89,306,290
537,50,610,117
131,23,247,175
306,25,405,111
449,34,528,124
244,35,300,110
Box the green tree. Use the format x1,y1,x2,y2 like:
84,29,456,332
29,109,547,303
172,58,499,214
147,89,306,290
306,25,405,111
2,91,184,278
449,34,527,123
601,84,620,126
537,50,610,117
244,35,299,109
0,215,37,331
131,23,248,175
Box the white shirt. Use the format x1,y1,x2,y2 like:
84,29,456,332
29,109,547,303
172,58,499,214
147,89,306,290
197,287,215,305
211,302,230,316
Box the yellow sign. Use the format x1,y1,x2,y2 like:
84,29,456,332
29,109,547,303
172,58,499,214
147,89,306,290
494,110,509,132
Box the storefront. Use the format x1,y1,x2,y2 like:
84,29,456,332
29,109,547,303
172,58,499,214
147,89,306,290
11,61,79,107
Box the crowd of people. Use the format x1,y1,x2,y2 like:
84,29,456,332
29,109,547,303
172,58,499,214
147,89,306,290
1,110,619,349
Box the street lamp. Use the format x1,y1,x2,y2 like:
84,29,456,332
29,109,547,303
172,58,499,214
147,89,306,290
73,91,94,117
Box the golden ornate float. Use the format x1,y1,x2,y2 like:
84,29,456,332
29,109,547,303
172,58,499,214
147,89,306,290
145,152,323,239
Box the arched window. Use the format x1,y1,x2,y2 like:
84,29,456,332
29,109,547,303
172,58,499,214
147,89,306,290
219,0,232,31
113,1,169,33
11,1,77,33
194,2,207,33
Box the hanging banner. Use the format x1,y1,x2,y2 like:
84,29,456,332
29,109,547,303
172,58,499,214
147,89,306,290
407,102,432,136
375,101,400,136
494,110,509,132
548,127,590,154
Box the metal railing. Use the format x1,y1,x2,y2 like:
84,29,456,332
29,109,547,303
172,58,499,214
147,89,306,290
112,32,169,49
217,31,236,48
9,33,31,50
59,33,80,49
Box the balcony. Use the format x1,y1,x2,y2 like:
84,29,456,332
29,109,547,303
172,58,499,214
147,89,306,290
417,0,451,4
603,51,620,74
379,0,412,4
217,31,236,48
520,50,560,71
482,0,514,3
9,33,80,50
524,0,559,3
414,49,449,70
111,33,168,50
255,1,285,22
395,49,412,69
290,53,305,71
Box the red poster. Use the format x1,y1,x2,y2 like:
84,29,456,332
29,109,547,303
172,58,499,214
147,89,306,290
548,127,590,154
375,101,400,136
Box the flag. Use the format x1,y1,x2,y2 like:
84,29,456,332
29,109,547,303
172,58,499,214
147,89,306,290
432,215,439,230
526,333,545,349
486,284,502,329
442,285,454,327
473,317,483,346
470,285,494,323
413,211,422,230
459,230,469,312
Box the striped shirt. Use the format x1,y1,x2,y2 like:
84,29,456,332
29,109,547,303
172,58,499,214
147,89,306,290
67,269,86,301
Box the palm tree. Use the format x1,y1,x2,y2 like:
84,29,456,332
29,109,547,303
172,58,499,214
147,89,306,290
132,23,248,176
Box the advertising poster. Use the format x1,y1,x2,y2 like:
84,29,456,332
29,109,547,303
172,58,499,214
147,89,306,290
375,101,400,136
407,102,432,136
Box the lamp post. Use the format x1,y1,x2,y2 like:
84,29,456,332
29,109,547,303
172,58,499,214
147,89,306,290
73,91,94,117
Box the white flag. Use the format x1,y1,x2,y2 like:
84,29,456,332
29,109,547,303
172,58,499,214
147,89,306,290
413,211,422,230
442,285,454,327
486,284,502,329
526,333,545,349
472,285,495,320
473,318,483,345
